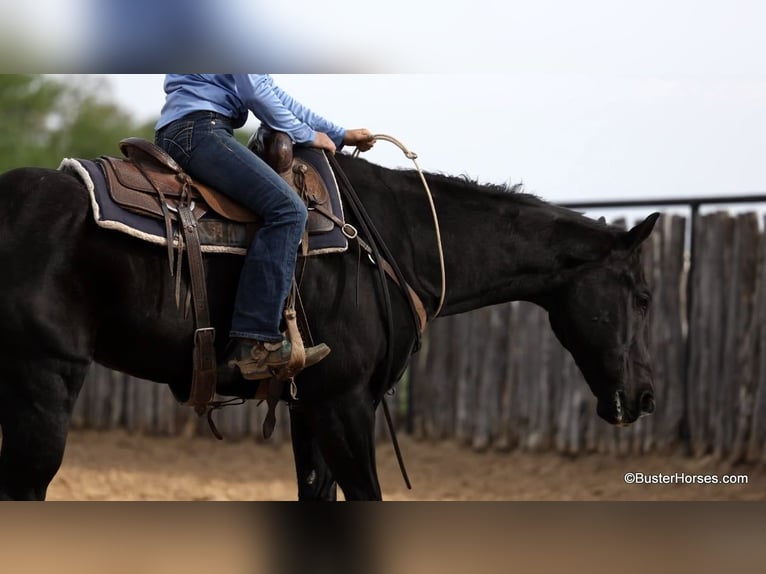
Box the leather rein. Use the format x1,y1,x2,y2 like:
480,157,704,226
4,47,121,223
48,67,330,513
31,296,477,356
352,134,446,317
325,138,445,490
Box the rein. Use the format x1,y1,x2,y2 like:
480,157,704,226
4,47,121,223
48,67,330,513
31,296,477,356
330,136,445,490
353,134,446,318
327,152,424,350
326,150,416,489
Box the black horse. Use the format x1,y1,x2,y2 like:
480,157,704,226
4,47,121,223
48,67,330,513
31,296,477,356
0,152,658,500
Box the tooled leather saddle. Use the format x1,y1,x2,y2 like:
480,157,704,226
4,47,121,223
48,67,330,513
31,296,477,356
95,129,347,415
101,131,340,244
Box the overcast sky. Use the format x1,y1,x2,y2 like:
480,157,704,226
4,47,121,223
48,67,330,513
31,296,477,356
100,3,765,215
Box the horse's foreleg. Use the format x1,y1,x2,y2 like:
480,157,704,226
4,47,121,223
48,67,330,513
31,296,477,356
288,403,338,501
0,363,87,500
311,386,382,501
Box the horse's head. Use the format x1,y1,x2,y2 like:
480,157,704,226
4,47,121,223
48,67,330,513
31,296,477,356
547,212,660,426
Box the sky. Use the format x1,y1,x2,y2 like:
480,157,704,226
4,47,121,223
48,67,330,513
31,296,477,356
105,71,765,221
42,0,763,221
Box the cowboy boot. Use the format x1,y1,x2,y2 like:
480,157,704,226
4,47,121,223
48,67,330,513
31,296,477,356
227,337,330,381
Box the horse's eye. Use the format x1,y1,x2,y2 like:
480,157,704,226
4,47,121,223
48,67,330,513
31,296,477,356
635,291,651,311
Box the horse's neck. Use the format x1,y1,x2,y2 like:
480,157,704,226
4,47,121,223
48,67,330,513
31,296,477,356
340,156,613,318
435,188,613,316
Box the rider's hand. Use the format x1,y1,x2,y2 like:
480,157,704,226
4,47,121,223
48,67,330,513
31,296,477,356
312,132,337,154
343,128,375,152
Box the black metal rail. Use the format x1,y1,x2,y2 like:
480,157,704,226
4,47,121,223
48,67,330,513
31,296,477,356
561,194,766,210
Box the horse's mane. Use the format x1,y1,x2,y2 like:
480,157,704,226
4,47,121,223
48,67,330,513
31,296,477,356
341,153,615,232
428,171,527,197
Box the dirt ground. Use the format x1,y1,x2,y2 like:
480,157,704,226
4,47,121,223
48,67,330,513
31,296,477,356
47,429,766,501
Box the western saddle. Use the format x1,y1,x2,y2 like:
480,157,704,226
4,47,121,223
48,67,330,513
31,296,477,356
98,131,427,438
98,131,334,422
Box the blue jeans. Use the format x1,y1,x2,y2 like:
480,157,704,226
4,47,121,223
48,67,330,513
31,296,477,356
155,111,307,342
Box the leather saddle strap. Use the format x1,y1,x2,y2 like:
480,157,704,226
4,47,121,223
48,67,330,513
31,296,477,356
281,281,307,379
177,205,217,410
377,257,428,334
328,152,413,401
262,295,306,440
310,202,427,333
130,159,178,275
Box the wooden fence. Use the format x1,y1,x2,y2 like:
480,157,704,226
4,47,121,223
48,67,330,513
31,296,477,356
411,211,766,461
74,211,766,461
72,365,295,443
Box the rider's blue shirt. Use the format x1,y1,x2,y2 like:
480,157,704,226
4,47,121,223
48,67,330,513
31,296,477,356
156,74,346,147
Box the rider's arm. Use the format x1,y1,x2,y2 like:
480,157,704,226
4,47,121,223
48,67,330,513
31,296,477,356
233,74,346,148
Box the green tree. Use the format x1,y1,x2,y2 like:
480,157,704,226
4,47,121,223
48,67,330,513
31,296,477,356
48,76,156,160
0,75,156,172
0,74,255,174
0,74,66,170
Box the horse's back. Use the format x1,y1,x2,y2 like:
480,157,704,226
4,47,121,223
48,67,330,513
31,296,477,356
0,166,91,285
0,166,89,225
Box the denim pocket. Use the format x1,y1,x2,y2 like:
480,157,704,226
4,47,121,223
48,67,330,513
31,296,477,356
159,120,194,166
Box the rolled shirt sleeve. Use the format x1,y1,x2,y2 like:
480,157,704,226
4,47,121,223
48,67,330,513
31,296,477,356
234,74,346,147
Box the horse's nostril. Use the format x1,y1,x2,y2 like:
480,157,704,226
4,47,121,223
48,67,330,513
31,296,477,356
640,391,655,414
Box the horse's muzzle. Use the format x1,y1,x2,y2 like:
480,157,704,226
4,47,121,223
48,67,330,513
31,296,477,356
597,387,655,426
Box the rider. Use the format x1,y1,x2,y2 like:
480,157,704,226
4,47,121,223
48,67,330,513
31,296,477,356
154,74,375,381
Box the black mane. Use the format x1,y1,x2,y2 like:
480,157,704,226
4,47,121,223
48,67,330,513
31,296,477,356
339,152,615,232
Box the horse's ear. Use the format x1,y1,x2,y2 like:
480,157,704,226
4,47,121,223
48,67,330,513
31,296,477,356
621,212,660,252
